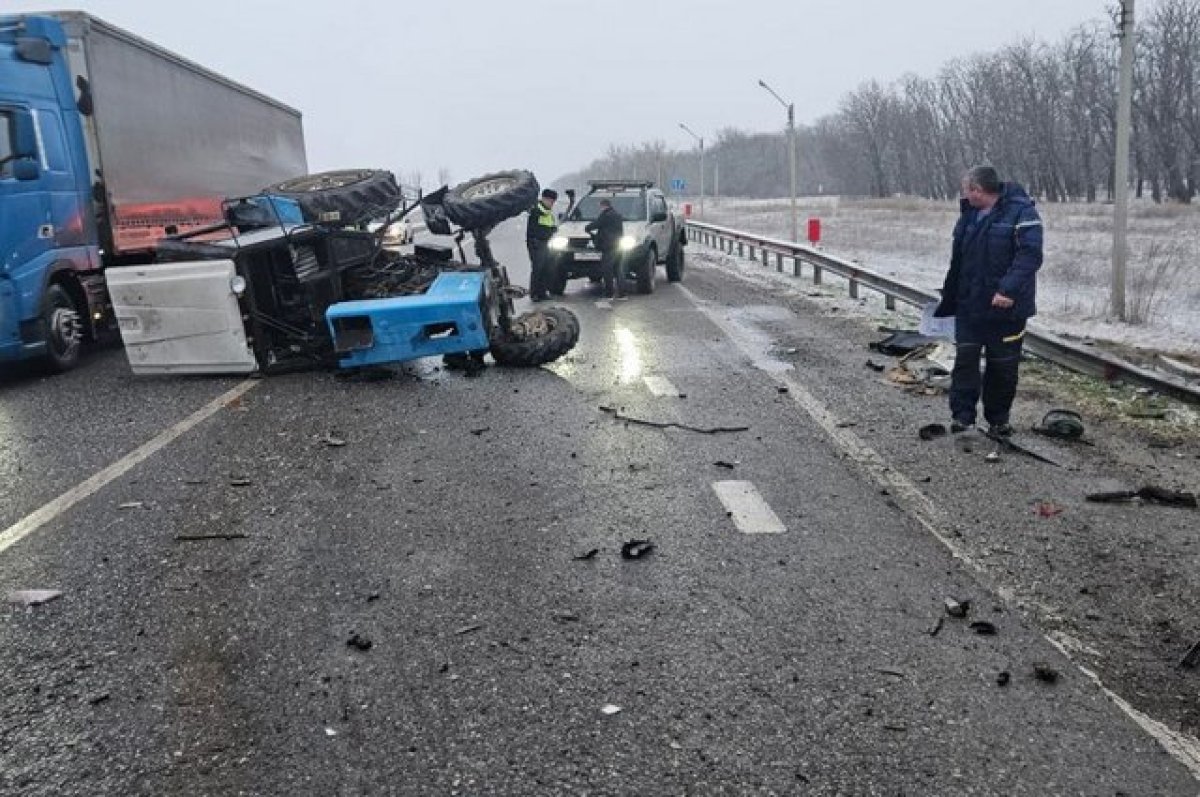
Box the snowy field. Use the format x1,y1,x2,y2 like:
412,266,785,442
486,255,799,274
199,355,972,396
691,196,1200,358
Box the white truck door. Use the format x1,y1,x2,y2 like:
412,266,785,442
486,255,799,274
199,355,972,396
106,260,257,375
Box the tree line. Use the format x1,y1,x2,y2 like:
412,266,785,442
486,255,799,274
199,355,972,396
557,0,1200,204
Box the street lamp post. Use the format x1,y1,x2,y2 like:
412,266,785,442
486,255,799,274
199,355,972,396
1111,0,1135,321
758,79,798,244
679,122,705,217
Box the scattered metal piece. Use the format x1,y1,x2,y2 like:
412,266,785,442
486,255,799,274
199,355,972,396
876,668,907,678
117,501,144,510
1085,486,1197,508
969,621,997,636
918,423,947,441
777,386,789,394
454,623,484,636
985,451,1001,463
944,598,970,618
865,360,886,372
6,589,62,607
323,433,347,447
469,427,490,436
1032,663,1060,683
1179,640,1200,669
1032,409,1085,440
346,633,373,651
599,406,749,435
927,617,945,637
620,539,655,560
553,611,581,623
882,723,908,732
174,533,248,542
996,671,1011,687
984,432,1063,467
229,478,253,487
572,548,600,561
601,704,622,715
88,692,111,705
713,461,737,470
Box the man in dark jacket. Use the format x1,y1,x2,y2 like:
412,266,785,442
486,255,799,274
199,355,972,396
526,188,558,301
935,166,1043,437
585,198,625,299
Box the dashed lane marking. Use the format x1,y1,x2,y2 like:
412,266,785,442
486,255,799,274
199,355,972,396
677,283,1200,781
711,481,786,534
643,375,681,397
0,379,259,558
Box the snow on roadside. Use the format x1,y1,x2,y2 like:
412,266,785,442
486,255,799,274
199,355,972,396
690,197,1200,357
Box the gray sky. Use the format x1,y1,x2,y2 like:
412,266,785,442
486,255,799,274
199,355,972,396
19,0,1114,187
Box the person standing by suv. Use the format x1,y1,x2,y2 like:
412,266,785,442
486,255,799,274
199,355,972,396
526,188,559,301
586,198,625,300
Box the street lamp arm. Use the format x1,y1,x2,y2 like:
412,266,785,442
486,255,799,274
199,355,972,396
757,78,790,111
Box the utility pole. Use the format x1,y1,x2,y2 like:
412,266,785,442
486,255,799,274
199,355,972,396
679,122,705,217
1112,0,1135,321
758,79,798,243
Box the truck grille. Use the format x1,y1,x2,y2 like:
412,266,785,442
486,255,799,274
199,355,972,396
568,237,592,250
292,245,320,281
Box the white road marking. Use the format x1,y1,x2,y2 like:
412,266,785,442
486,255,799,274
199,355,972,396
643,375,680,397
0,379,259,558
678,284,1200,780
712,481,786,534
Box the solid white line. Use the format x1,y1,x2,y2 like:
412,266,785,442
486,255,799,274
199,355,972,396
0,379,259,557
677,283,1200,780
712,481,786,534
643,375,680,397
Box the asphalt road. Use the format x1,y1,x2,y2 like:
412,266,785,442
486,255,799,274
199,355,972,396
1,219,1197,796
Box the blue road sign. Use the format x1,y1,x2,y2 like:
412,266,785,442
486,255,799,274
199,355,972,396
670,178,686,193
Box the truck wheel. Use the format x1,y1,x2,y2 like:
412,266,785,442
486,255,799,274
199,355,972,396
443,170,539,231
41,283,83,372
636,247,656,295
490,306,580,367
666,242,685,282
263,169,400,226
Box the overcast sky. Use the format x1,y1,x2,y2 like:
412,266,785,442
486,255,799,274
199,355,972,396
18,0,1114,187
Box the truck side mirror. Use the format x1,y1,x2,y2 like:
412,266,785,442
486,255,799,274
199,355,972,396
651,209,668,223
12,109,40,160
15,37,53,65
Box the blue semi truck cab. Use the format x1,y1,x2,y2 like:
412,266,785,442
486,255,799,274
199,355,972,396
0,12,307,372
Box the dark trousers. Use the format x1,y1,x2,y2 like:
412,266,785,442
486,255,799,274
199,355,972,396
599,248,621,298
949,316,1027,426
527,241,550,298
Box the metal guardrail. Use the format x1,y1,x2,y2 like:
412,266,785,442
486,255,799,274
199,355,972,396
685,219,1200,405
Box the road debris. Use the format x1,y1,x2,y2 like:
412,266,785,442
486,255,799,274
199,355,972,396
174,533,248,542
454,623,484,636
969,621,998,636
6,589,62,607
599,405,748,435
985,451,1001,463
601,704,622,715
876,668,907,678
918,423,947,441
229,478,253,487
869,329,940,356
553,611,581,623
1034,501,1064,518
927,617,945,637
865,360,886,372
117,501,145,510
620,539,655,559
1179,639,1200,669
713,461,738,469
88,692,111,705
1032,409,1086,441
984,432,1063,467
322,433,347,447
996,671,1011,687
469,427,490,436
1085,486,1197,509
346,633,373,651
572,548,600,561
1032,663,1060,683
944,598,970,618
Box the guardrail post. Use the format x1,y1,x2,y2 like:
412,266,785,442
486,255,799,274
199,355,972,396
848,279,859,299
776,252,784,273
737,241,745,257
812,262,823,285
748,244,756,260
885,295,896,311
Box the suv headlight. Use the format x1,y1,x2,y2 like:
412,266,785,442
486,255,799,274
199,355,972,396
618,235,637,251
549,235,568,251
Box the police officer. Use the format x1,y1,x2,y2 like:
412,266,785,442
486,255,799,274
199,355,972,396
585,198,625,300
526,188,558,301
